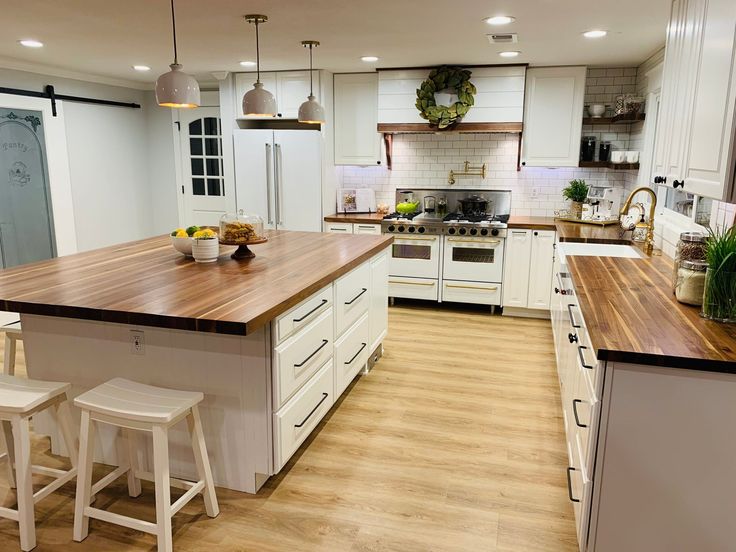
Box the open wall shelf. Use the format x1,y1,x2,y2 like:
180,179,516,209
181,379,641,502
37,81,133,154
582,113,646,125
579,161,640,170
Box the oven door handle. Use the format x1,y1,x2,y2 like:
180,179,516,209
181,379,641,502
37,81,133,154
446,238,501,245
393,236,437,242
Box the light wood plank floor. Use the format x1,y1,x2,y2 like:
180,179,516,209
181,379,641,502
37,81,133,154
0,304,578,551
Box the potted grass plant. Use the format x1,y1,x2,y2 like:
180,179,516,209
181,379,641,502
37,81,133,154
562,179,589,220
702,225,736,322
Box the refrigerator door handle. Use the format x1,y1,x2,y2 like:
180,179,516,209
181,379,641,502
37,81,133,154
265,143,273,225
275,143,284,226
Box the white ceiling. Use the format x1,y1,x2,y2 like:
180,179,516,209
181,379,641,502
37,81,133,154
2,0,671,86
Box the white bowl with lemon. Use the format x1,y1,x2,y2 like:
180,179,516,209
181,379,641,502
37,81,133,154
170,227,198,257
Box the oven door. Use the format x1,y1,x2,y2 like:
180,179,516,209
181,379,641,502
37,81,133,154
443,236,504,282
389,235,440,279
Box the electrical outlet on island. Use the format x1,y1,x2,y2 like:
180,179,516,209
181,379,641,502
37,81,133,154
130,330,145,355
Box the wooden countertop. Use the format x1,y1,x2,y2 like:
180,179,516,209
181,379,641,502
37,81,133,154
566,246,736,372
506,217,558,230
324,213,385,224
0,231,393,336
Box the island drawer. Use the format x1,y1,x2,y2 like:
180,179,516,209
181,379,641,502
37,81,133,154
273,359,334,472
275,284,333,344
273,307,334,408
334,312,370,398
335,261,370,337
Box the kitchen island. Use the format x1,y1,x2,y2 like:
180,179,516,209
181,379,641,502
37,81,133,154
0,230,392,493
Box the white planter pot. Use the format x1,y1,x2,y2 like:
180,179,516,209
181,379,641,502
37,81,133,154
191,239,219,263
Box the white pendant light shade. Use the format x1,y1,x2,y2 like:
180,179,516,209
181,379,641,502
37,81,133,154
156,63,200,108
243,81,277,116
298,40,325,124
298,95,325,124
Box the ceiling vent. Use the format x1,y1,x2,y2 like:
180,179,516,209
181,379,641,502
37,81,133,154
487,33,518,44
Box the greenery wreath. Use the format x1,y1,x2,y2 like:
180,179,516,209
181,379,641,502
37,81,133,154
415,66,476,129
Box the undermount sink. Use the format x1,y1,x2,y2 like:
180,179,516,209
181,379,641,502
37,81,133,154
559,242,644,259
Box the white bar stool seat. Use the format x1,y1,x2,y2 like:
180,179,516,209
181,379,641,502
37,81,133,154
2,321,23,376
0,374,78,551
73,378,219,552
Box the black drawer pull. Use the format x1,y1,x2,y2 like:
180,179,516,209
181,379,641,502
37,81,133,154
293,299,328,322
572,399,588,428
566,467,581,503
578,345,594,370
294,392,329,428
345,343,367,365
345,288,368,305
294,339,329,368
567,304,581,329
568,333,578,343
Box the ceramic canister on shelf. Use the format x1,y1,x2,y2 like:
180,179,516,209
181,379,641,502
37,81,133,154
610,151,626,164
625,151,640,163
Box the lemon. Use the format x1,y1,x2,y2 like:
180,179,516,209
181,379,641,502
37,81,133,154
175,230,188,238
171,228,185,237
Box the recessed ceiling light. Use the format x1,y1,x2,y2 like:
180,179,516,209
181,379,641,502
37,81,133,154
583,30,607,38
361,56,379,62
499,51,521,58
132,65,151,72
484,16,515,25
18,39,43,48
239,60,257,67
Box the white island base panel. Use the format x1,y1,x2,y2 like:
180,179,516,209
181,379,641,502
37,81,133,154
21,314,273,494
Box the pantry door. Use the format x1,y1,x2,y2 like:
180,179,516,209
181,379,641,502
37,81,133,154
0,94,76,267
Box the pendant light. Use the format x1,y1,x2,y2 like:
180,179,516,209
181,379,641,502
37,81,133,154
155,0,200,108
298,41,325,124
243,15,277,117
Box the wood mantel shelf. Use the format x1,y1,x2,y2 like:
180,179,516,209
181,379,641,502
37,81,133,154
0,231,393,336
377,122,523,133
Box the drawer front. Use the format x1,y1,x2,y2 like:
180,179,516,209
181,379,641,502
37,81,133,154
389,276,438,300
442,280,502,306
273,359,334,472
324,222,353,233
335,261,371,337
353,223,381,235
274,308,334,408
275,284,333,344
334,313,370,398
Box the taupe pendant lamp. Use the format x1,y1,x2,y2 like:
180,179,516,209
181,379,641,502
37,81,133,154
298,40,325,124
155,0,200,108
242,15,277,117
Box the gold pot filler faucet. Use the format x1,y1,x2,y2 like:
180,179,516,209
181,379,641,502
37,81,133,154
620,186,658,254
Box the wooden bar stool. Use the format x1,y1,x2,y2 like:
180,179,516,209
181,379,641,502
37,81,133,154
2,321,23,376
0,375,78,551
73,378,219,552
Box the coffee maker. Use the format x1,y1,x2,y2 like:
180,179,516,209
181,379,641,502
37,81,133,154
586,187,622,221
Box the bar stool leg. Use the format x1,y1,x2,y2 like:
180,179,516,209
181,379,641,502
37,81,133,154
73,410,96,542
50,399,78,468
13,416,35,551
1,420,16,488
122,429,141,498
152,425,173,552
3,334,16,376
187,406,219,518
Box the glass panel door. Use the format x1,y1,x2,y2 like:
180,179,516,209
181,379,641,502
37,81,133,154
0,108,56,268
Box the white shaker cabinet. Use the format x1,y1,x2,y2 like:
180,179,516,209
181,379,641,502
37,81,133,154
527,230,556,310
503,229,555,311
323,222,381,235
369,250,389,352
234,71,320,119
334,73,381,165
521,66,586,167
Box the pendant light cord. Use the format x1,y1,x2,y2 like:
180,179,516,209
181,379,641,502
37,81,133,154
309,45,314,96
170,0,178,64
255,20,261,83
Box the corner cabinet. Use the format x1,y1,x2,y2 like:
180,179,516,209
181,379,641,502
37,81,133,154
521,66,587,167
334,73,381,165
652,0,736,202
502,229,555,311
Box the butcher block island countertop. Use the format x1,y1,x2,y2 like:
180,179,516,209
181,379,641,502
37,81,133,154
0,230,393,335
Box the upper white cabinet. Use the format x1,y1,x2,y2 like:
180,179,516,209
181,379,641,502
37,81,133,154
334,73,381,165
521,66,586,168
377,66,526,124
234,71,320,119
653,0,736,202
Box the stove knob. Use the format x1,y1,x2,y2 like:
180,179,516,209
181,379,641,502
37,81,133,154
448,227,456,235
418,226,426,233
480,228,489,236
470,228,478,236
408,226,416,233
398,225,405,232
388,225,395,232
491,229,500,236
459,228,467,235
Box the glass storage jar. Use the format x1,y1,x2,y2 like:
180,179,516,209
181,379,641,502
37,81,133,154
675,260,708,306
672,232,707,293
219,211,264,244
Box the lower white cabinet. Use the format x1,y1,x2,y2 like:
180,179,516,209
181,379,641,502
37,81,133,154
503,229,555,310
369,251,389,351
353,223,382,235
334,261,371,337
323,221,382,235
334,313,370,397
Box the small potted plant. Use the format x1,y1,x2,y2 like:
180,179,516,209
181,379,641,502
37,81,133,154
562,179,589,220
702,225,736,322
191,228,219,263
